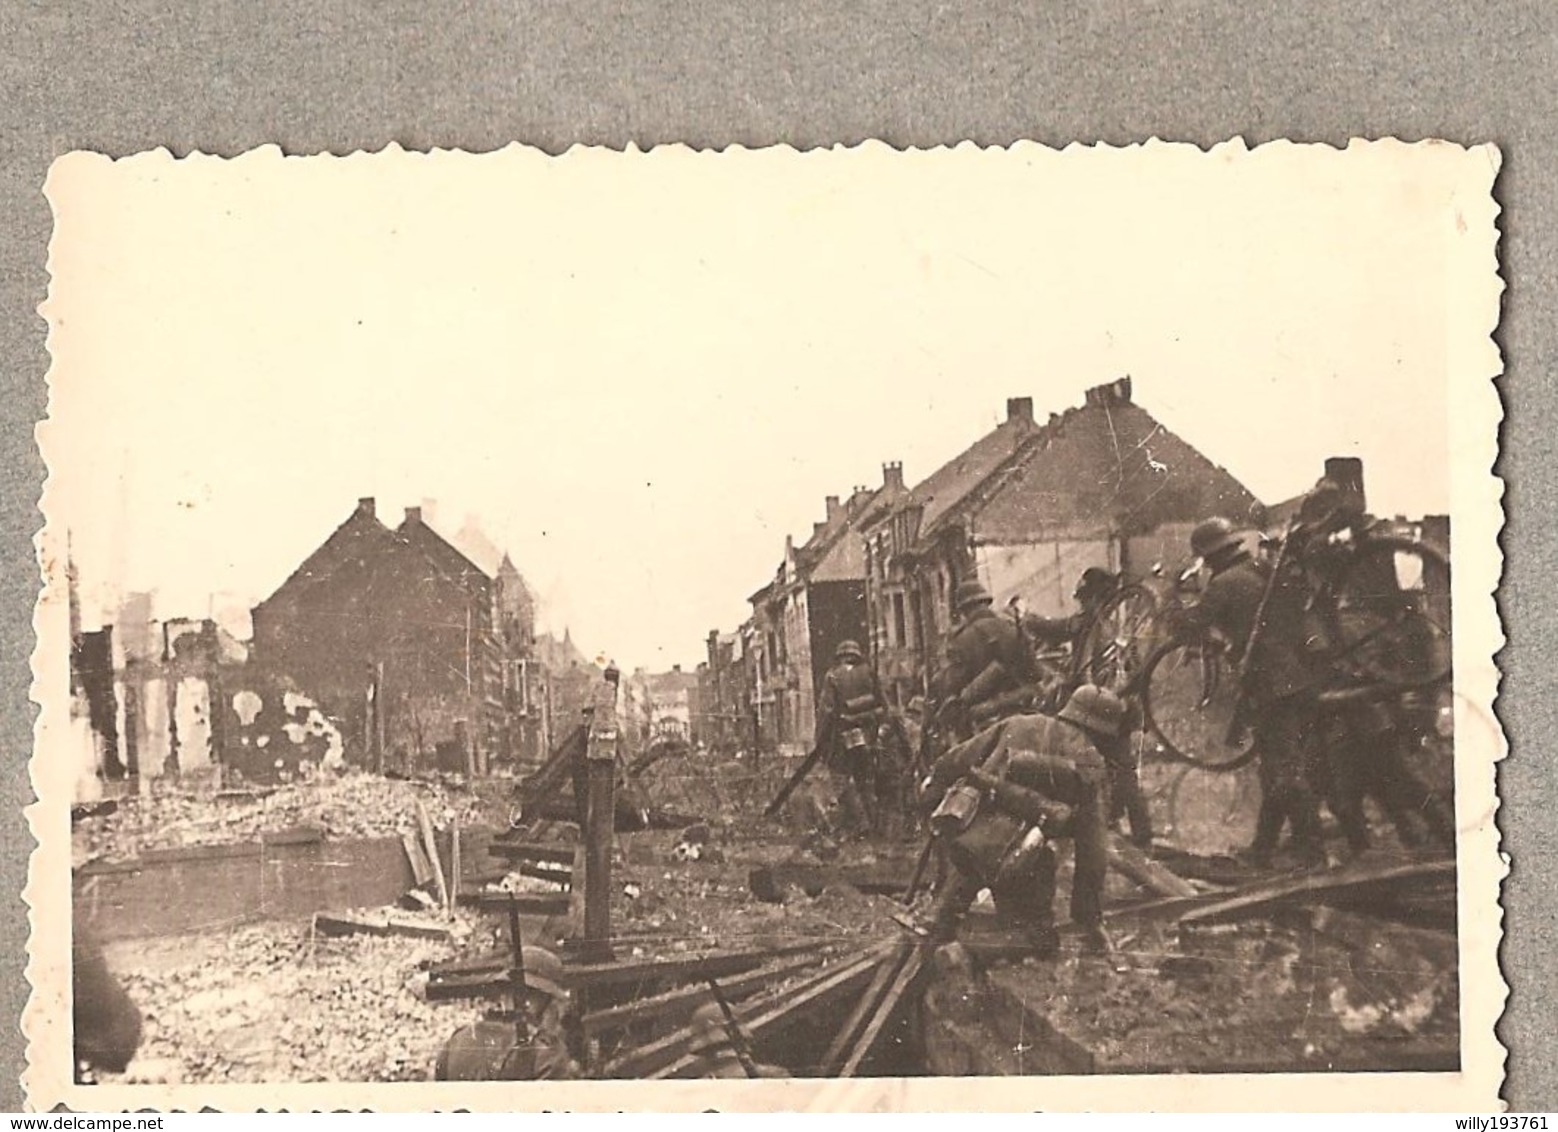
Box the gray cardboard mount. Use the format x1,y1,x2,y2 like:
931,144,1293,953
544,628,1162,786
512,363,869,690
3,0,1554,1112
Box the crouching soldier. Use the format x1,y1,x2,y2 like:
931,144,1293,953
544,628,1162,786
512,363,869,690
816,639,887,839
436,946,581,1081
917,685,1125,957
684,1001,790,1079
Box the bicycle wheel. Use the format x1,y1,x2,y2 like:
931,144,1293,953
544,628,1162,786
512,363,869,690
1078,584,1161,692
1140,638,1259,771
1330,536,1452,689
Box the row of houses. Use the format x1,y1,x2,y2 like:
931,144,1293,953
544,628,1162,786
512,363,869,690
692,377,1331,754
68,497,607,795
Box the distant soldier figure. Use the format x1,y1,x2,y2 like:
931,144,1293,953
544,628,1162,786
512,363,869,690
815,639,888,839
937,578,1037,742
436,946,581,1081
918,685,1125,957
684,1001,790,1079
1180,516,1326,869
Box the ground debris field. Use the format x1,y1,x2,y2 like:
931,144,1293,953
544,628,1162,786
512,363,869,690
73,770,511,865
81,746,1460,1084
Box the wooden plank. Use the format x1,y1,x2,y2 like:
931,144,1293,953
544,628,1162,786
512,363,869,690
401,832,434,887
459,891,572,915
312,909,453,942
839,946,926,1078
649,944,892,1080
448,820,462,917
820,937,912,1073
1107,834,1199,899
581,950,829,1038
486,840,577,865
415,799,450,918
1178,858,1456,927
606,945,883,1079
568,939,831,990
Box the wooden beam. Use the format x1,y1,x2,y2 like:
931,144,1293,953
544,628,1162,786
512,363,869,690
838,945,926,1078
1107,834,1200,899
486,840,576,865
582,670,620,956
1178,858,1456,927
414,800,450,918
650,943,894,1079
820,937,912,1073
608,944,889,1080
581,950,830,1038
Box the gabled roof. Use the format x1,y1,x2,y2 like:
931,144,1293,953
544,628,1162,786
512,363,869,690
254,500,476,616
955,387,1261,542
398,515,490,589
900,413,1040,535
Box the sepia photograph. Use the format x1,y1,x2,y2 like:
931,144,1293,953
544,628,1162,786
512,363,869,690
28,139,1503,1110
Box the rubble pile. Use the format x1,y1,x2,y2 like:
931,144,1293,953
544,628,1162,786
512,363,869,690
985,910,1457,1070
101,923,486,1084
75,772,508,863
611,828,915,951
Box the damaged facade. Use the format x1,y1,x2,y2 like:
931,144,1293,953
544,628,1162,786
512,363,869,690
860,379,1260,703
250,498,547,777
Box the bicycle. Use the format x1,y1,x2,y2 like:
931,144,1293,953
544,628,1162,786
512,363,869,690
1136,519,1452,771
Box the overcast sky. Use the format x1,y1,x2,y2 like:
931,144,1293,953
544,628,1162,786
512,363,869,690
41,140,1491,671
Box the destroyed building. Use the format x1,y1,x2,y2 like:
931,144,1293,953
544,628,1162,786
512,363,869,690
694,629,753,752
249,498,543,777
859,378,1260,703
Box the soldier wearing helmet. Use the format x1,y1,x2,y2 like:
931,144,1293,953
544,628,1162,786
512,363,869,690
936,577,1037,742
435,945,581,1080
917,684,1124,957
1182,516,1326,869
684,1001,790,1079
815,638,888,838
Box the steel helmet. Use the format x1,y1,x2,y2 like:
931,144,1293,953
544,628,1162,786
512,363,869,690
954,578,994,611
1189,517,1243,561
1074,567,1115,601
687,1001,730,1054
835,639,863,661
1059,684,1129,740
519,946,568,1001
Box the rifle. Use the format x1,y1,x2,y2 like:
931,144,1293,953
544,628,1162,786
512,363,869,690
763,742,825,818
900,835,936,907
1224,516,1299,745
705,977,760,1078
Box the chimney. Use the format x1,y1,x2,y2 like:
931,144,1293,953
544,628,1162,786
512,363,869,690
404,505,423,526
672,663,681,674
1084,378,1133,408
883,462,905,491
1006,397,1034,424
813,522,828,539
825,495,840,522
356,497,376,519
1323,457,1366,509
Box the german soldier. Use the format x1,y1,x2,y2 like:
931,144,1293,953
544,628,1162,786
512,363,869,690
1181,516,1327,869
938,578,1038,742
918,685,1125,957
816,639,887,839
436,946,581,1081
